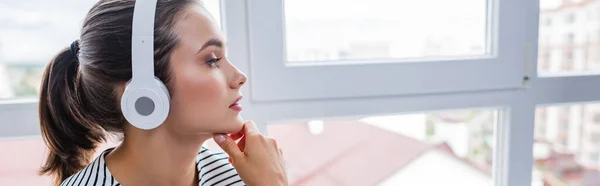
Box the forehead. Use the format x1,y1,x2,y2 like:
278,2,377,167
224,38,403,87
173,5,225,49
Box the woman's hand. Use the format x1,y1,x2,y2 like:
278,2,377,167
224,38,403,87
213,121,288,186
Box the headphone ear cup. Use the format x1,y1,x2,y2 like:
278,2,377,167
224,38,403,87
149,77,170,127
119,78,170,130
154,76,171,101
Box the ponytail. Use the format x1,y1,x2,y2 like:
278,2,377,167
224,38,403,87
39,41,105,185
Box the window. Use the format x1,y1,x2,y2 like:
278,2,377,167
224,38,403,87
201,0,222,27
534,104,600,186
561,51,575,70
594,113,600,124
567,33,575,45
284,0,487,62
539,2,599,75
536,109,548,139
589,153,599,163
248,0,531,101
543,51,551,60
544,18,553,27
3,0,600,186
266,109,500,186
592,134,600,143
0,0,221,101
0,1,98,100
566,13,576,24
0,0,224,135
205,109,502,186
566,51,574,62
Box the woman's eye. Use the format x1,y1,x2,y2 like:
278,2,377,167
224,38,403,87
207,57,222,67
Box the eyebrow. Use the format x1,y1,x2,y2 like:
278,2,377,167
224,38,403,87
196,38,224,54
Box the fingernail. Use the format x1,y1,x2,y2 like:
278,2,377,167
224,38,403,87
214,134,227,144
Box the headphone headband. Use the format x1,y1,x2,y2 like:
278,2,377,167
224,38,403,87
131,0,158,84
121,0,170,130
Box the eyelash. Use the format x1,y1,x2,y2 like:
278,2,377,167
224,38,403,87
207,57,222,67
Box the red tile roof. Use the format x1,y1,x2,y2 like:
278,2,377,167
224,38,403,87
0,138,115,185
268,120,437,186
1,120,488,186
541,0,598,13
0,138,51,185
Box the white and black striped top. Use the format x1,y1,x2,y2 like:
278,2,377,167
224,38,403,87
60,147,245,186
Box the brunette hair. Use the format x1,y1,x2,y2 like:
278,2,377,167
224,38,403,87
38,0,198,184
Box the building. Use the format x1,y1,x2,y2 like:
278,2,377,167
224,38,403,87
538,0,600,74
534,103,600,185
265,119,492,186
534,0,600,184
535,104,600,185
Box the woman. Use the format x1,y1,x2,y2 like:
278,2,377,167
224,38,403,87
38,0,287,185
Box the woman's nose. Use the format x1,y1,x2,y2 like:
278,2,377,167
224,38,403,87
229,66,247,89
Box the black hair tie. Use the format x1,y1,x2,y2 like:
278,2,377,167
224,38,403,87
69,40,80,62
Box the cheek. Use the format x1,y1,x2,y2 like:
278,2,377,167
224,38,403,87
187,78,222,107
172,68,228,124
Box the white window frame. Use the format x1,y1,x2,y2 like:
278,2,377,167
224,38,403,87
246,0,531,101
1,1,599,186
0,99,38,138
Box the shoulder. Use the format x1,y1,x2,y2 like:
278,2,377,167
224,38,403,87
61,149,114,186
197,147,245,186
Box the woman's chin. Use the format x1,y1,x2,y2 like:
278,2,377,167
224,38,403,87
222,119,245,134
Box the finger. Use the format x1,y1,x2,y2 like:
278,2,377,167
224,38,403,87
229,131,244,141
242,121,261,135
268,137,278,148
213,134,243,159
278,148,287,169
237,136,247,152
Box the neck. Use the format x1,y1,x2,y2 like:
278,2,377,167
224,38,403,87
106,124,212,186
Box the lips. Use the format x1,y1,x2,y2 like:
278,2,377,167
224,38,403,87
229,96,243,112
230,96,243,107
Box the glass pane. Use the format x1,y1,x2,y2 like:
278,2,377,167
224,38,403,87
0,1,98,100
0,0,222,101
533,104,600,186
267,109,499,185
284,0,489,63
201,0,222,28
0,137,119,185
538,0,600,76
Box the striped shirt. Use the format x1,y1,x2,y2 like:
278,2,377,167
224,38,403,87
60,147,245,186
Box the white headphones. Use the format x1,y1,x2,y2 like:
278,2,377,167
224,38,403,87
120,0,170,130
